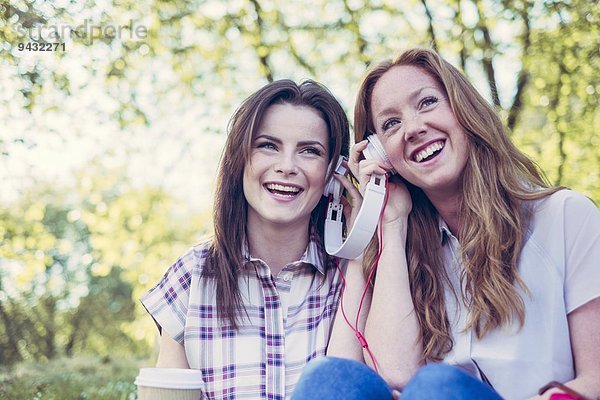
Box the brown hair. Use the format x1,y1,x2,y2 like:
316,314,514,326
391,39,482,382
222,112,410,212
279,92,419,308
206,79,349,328
355,48,560,361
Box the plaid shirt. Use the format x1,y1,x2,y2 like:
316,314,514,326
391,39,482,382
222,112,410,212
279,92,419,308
141,232,343,400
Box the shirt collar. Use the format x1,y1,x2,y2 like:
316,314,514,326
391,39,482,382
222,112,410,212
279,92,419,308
438,217,453,244
241,224,327,275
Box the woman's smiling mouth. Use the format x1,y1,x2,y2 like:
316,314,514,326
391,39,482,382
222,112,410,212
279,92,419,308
412,140,445,163
264,183,304,198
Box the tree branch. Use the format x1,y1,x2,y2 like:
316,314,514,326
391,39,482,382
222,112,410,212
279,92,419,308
550,12,569,186
273,10,318,77
288,39,317,77
0,298,23,364
342,0,370,66
452,0,468,71
507,4,533,132
420,0,439,52
507,71,529,132
473,0,501,108
248,0,274,82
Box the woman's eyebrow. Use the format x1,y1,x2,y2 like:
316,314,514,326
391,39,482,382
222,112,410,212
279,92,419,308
297,140,327,150
254,134,281,143
374,86,441,120
408,86,439,102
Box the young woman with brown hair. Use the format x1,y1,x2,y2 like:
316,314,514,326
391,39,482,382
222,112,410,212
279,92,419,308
141,79,350,399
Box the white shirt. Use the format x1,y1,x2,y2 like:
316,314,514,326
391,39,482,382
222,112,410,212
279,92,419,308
440,190,600,399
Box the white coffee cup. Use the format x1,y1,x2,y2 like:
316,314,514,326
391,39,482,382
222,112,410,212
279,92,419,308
135,368,205,400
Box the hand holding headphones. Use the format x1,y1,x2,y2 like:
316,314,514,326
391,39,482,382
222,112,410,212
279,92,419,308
356,137,412,226
326,136,411,370
323,135,397,259
349,137,395,189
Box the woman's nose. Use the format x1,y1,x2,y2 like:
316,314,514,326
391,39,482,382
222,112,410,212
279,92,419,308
274,153,299,175
403,113,426,142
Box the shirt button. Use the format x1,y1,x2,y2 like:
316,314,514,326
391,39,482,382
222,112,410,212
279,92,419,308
282,273,292,282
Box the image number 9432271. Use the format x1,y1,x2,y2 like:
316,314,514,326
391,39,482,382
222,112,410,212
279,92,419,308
17,42,66,51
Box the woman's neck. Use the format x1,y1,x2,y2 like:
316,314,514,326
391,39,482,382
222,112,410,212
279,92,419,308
426,190,462,239
246,218,310,277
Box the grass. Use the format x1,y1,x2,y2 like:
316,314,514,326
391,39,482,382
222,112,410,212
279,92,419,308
0,355,152,400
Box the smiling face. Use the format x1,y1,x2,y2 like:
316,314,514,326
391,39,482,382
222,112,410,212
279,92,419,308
243,103,329,231
370,65,470,199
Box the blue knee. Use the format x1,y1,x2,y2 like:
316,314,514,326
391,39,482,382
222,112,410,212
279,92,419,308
402,364,502,400
412,363,467,384
292,357,392,400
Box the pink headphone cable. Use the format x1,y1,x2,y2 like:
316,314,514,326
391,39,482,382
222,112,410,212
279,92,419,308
335,175,390,374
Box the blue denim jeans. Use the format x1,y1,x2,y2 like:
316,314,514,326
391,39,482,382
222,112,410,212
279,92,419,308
291,357,504,400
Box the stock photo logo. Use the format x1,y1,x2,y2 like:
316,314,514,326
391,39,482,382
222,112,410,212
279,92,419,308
10,18,148,51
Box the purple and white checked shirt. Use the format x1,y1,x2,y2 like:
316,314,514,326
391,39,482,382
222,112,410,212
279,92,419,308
141,233,344,400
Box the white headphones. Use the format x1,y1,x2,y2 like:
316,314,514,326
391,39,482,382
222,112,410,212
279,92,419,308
323,135,395,259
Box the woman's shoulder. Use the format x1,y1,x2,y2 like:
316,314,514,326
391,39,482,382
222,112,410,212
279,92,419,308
173,239,214,274
527,189,600,247
190,239,213,258
532,189,598,217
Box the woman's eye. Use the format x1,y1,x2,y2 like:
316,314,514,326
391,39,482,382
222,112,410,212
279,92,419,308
257,142,277,150
382,119,401,132
420,96,438,108
301,147,322,156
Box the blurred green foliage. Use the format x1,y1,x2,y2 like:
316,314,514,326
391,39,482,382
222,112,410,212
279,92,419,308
0,355,143,399
0,165,205,366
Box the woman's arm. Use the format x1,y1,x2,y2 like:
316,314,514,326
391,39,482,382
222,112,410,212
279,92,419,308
156,332,190,368
555,296,600,399
363,217,423,389
326,257,371,361
326,163,373,361
528,297,600,400
343,141,423,389
566,295,600,398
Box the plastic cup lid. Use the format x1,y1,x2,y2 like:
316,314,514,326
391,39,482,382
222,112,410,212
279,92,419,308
134,368,204,389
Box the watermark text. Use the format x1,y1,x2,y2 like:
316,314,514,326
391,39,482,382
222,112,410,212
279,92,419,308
14,19,148,45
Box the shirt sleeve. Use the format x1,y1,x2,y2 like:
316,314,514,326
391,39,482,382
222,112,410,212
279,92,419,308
561,191,600,313
140,247,197,343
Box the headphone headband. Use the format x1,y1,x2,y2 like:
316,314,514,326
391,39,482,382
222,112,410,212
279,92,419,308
323,134,390,259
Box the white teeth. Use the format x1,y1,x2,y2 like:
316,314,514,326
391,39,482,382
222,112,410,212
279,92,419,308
415,141,444,162
265,183,301,193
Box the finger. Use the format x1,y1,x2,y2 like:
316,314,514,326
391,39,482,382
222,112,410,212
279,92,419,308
348,140,368,177
340,196,353,223
357,159,389,175
334,175,363,219
357,159,388,190
333,174,362,205
338,184,362,230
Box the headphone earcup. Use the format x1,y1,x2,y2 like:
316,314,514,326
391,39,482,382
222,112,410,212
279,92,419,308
323,177,337,197
323,157,348,198
365,135,397,175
